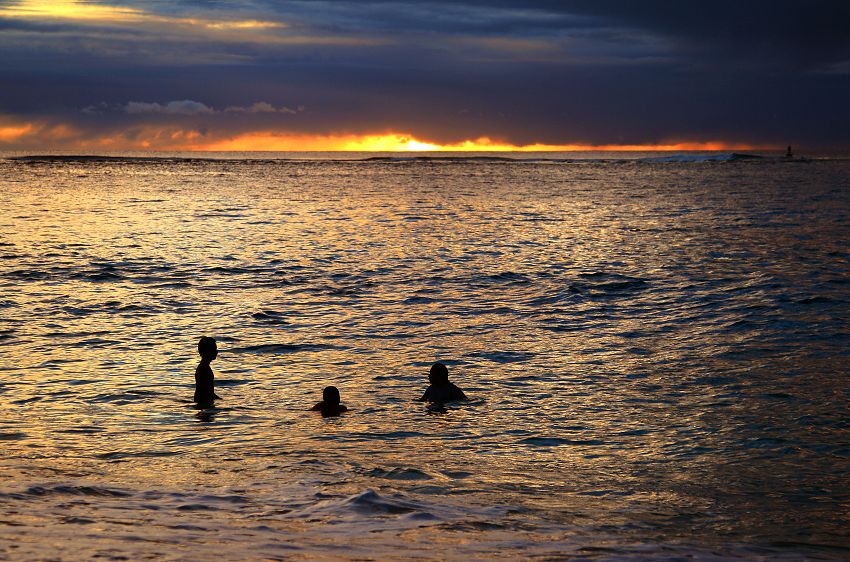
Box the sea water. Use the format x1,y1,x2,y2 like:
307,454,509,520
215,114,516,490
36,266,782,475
0,152,848,560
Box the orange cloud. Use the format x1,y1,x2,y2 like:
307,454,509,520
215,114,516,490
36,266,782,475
0,117,86,148
0,123,35,142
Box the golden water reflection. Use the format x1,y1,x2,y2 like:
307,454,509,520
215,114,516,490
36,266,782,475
0,155,848,558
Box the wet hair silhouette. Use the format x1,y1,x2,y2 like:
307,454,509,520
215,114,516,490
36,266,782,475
429,362,449,385
194,336,220,404
311,385,348,417
323,385,341,404
419,362,468,404
198,336,217,358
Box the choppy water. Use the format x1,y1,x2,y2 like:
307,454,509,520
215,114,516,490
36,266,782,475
1,152,849,560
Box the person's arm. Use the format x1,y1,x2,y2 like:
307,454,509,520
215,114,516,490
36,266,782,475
417,387,431,402
310,402,323,411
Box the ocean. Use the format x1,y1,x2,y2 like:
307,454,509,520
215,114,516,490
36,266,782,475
1,151,848,560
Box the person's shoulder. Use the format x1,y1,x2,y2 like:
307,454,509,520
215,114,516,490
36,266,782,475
449,382,468,399
310,401,324,411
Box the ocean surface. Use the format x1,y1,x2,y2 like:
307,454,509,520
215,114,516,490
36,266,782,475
1,151,848,560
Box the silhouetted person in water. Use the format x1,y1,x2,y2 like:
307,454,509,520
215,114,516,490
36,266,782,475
785,145,793,159
311,385,348,417
194,336,220,404
418,362,468,404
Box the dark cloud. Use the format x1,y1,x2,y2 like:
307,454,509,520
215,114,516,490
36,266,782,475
1,0,848,148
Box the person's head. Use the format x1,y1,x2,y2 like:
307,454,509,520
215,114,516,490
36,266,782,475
322,385,341,406
198,336,217,361
429,362,449,385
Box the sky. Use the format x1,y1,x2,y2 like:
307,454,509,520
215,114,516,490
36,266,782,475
1,0,849,151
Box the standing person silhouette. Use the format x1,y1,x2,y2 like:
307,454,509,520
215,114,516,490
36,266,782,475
194,336,221,404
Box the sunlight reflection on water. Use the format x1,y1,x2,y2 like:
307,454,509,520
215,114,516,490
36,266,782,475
0,154,849,559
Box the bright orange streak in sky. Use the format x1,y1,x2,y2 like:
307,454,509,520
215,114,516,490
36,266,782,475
0,119,754,152
192,131,750,152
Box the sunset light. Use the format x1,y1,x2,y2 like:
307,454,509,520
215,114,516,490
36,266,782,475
0,1,844,151
1,1,848,560
191,131,749,152
0,0,285,31
0,0,142,22
0,120,754,152
0,123,34,142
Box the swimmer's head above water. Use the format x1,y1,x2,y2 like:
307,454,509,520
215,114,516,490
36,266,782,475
429,362,449,386
198,336,217,362
322,385,341,406
312,385,348,417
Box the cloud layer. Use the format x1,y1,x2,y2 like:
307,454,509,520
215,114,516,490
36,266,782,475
1,0,848,149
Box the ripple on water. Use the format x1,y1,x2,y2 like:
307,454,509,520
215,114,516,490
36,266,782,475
574,272,650,297
89,390,163,404
292,489,438,520
362,467,435,481
251,310,289,324
520,436,606,447
24,485,131,498
71,269,125,282
95,451,181,461
2,157,850,560
334,431,426,443
469,350,535,364
478,271,531,285
3,269,50,280
0,432,26,441
229,343,346,354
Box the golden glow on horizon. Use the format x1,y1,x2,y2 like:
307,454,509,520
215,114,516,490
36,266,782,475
0,0,286,30
0,118,754,152
191,131,750,152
